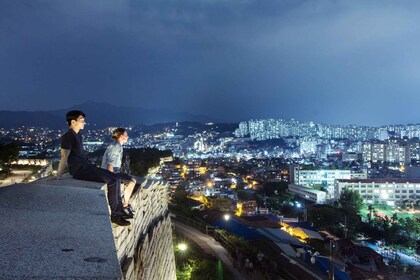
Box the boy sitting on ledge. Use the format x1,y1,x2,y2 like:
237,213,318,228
101,127,136,218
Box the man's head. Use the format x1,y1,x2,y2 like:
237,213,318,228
66,110,86,130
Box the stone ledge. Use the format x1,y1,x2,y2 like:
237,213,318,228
37,174,107,190
0,175,176,280
0,178,121,279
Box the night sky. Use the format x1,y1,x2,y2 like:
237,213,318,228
1,1,420,126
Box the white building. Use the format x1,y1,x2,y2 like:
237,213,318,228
235,122,249,137
288,184,327,204
335,179,420,207
372,142,386,163
293,168,351,186
362,142,372,162
292,167,367,198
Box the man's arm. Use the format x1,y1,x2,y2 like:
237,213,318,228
56,149,70,179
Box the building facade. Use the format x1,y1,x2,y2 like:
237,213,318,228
335,179,420,207
288,184,327,204
291,167,367,198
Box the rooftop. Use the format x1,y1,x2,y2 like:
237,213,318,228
337,178,420,183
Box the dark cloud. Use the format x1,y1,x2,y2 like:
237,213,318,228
1,0,420,125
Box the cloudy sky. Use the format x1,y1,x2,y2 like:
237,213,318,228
1,0,420,126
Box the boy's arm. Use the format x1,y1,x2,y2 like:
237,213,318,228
103,145,117,172
56,149,70,179
107,163,114,173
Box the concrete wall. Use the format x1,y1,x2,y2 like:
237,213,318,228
115,179,177,280
0,175,176,280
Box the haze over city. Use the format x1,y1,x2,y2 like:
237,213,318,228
2,2,420,278
2,1,420,125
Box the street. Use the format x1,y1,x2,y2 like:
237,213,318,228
0,170,32,187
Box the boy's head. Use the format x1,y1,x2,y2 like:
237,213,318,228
66,110,86,127
112,128,128,143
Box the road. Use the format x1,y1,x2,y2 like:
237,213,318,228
173,220,266,280
0,170,31,187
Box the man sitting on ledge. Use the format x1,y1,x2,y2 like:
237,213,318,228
55,110,132,226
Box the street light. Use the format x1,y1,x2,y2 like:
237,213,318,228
224,214,230,229
178,243,188,252
330,240,335,280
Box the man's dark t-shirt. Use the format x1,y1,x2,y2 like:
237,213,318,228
61,129,89,175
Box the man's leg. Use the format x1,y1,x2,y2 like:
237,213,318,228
73,164,124,217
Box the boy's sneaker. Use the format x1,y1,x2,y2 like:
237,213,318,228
123,206,135,218
111,215,131,226
126,204,135,214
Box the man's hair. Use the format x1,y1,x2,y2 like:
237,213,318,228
66,110,85,126
112,128,126,140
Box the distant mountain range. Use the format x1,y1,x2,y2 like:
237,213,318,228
0,101,222,129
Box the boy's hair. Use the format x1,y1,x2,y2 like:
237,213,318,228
66,110,86,126
112,128,126,140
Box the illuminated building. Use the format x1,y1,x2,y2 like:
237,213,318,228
335,179,420,207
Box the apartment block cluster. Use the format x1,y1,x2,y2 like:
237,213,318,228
235,119,420,141
361,138,420,164
235,119,420,164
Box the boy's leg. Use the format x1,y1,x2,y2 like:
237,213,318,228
117,173,136,207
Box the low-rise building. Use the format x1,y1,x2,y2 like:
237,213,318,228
290,167,367,198
288,184,327,204
335,179,420,207
237,200,258,216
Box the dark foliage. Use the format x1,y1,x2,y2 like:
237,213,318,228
262,181,289,196
0,142,19,174
125,148,172,176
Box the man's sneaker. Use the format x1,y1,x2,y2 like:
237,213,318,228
120,210,134,219
111,216,131,226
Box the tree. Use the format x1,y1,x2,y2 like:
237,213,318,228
308,205,343,230
125,148,172,176
399,217,420,248
338,189,363,217
206,197,233,211
367,204,374,224
0,142,19,175
338,189,364,234
237,190,253,201
172,157,181,165
173,186,189,205
262,181,288,196
266,196,281,210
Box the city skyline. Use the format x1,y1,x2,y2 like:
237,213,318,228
2,1,420,126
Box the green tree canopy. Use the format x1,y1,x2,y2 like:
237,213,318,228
125,148,173,176
206,197,233,211
308,205,343,230
0,142,19,174
236,190,253,201
338,189,364,217
262,181,288,196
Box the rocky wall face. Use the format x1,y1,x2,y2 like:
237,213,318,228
112,179,176,280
